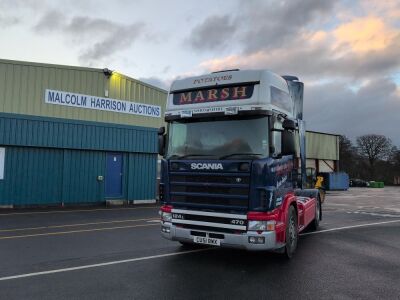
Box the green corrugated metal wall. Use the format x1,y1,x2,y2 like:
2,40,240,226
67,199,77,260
128,153,157,201
61,150,106,204
0,147,63,205
0,147,158,206
0,113,158,206
0,59,167,128
0,113,157,153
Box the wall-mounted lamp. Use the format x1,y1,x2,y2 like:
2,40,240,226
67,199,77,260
103,68,113,78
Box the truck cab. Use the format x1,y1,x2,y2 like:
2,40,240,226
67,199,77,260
158,69,321,257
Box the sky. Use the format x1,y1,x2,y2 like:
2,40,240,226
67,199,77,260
0,0,399,146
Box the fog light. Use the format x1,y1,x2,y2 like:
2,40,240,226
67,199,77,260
248,236,265,244
162,226,170,233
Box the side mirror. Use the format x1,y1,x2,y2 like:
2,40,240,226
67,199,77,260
158,134,166,156
282,119,297,131
158,127,166,156
282,130,296,155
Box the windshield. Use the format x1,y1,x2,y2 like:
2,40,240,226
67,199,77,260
166,116,269,159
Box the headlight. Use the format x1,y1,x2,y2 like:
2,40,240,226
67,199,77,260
161,212,172,222
247,220,275,231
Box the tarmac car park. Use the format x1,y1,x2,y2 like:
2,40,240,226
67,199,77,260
0,187,399,299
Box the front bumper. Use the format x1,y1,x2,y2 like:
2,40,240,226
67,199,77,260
161,222,284,251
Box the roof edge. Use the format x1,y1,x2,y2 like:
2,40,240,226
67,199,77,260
0,58,168,94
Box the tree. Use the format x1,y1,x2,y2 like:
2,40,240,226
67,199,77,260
356,134,394,179
339,135,359,177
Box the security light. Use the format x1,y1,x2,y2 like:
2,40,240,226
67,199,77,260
103,68,113,77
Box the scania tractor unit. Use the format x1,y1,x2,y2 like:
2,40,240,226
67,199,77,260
158,69,322,257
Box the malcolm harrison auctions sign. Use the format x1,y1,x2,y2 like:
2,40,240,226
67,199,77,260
45,89,161,118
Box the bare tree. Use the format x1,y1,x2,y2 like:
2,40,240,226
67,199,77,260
356,134,394,179
339,135,358,176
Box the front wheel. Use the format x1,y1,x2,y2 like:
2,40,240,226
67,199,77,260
284,205,298,258
310,196,321,231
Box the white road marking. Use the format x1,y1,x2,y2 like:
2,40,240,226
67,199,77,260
1,219,400,281
301,219,400,236
0,223,160,240
0,206,159,217
146,220,161,223
0,218,159,233
346,211,400,218
0,248,211,282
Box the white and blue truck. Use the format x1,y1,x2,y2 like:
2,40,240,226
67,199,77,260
158,69,322,258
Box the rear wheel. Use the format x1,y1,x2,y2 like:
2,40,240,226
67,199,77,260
284,205,298,258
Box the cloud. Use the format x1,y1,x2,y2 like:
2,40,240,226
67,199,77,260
239,0,338,53
194,10,400,146
186,15,237,51
33,10,64,32
199,16,400,82
33,11,146,64
185,0,338,53
333,16,398,53
138,71,206,91
138,76,169,90
0,14,19,27
304,78,400,146
360,0,400,20
79,22,144,63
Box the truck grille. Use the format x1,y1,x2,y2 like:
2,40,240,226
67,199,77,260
171,209,247,233
169,171,250,210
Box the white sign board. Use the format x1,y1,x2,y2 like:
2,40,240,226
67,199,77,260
45,89,161,118
0,148,5,180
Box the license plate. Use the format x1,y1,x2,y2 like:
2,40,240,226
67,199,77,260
193,236,221,246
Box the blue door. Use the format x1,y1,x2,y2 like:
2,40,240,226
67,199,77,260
106,153,123,197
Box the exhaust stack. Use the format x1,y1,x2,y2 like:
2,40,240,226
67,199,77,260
282,75,304,120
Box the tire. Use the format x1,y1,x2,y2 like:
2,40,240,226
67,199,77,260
284,205,298,259
310,196,321,231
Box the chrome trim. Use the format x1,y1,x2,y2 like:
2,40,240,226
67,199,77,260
171,219,246,230
171,209,247,219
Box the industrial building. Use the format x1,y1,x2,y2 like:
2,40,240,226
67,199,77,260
0,59,167,207
303,130,339,173
0,59,339,207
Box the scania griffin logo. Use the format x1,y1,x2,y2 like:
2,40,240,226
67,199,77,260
190,163,223,170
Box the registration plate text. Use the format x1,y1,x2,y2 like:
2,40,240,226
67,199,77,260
193,236,221,246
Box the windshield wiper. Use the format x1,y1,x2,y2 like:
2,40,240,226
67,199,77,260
169,154,212,159
219,153,262,160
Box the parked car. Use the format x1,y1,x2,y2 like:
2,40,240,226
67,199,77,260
350,179,369,187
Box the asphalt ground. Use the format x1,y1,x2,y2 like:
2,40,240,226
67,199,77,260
0,187,399,299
